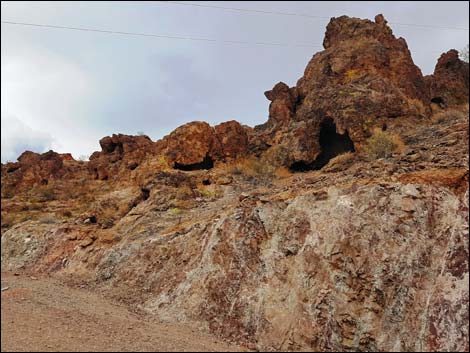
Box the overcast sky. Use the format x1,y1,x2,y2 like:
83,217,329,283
1,1,468,162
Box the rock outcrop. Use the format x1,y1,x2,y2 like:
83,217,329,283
1,13,469,353
159,120,250,170
88,133,155,180
256,14,432,168
425,49,470,107
1,150,66,194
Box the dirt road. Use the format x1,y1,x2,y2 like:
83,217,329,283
1,272,246,352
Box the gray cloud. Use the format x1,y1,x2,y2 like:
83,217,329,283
1,1,468,160
1,112,54,162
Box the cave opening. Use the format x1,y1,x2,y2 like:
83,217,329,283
174,155,214,171
141,187,150,201
289,118,355,172
431,97,446,107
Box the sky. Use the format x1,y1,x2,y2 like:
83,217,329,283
1,1,469,162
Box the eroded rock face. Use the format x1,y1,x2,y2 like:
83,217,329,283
160,120,250,169
213,121,250,161
257,14,431,167
161,121,217,168
264,82,299,128
1,151,66,194
88,134,154,180
425,49,470,107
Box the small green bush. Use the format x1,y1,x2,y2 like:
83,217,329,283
364,129,405,160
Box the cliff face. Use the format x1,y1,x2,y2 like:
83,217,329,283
1,14,469,352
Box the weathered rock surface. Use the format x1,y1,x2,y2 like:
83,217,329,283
88,134,155,180
159,120,250,169
1,13,469,352
1,151,67,195
256,14,433,168
425,49,470,107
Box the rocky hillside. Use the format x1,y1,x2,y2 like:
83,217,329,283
1,14,469,352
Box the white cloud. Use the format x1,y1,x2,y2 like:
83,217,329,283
1,111,54,162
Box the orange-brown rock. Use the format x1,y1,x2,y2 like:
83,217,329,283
1,150,66,194
159,121,216,169
425,49,469,107
263,82,298,128
59,153,75,161
257,14,431,168
213,121,250,160
160,120,249,170
88,134,155,180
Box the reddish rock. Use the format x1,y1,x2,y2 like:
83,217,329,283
88,134,154,180
1,150,65,193
161,121,216,168
160,121,249,169
256,14,431,167
59,153,75,161
213,121,249,160
263,82,298,128
425,49,469,107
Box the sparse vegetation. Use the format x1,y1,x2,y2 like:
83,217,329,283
432,109,468,124
363,128,405,160
262,145,290,168
322,152,355,172
460,44,469,63
33,185,57,202
38,216,57,224
229,156,276,182
169,207,181,215
158,155,171,170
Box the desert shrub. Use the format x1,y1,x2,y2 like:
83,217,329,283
262,145,290,167
460,44,469,63
175,184,195,200
364,129,405,160
273,166,291,179
61,210,73,218
169,207,181,215
98,207,117,229
231,157,276,181
33,185,56,202
322,152,355,172
39,216,57,224
157,155,171,170
432,109,467,124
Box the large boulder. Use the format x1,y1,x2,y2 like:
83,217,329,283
160,121,249,170
213,120,250,160
88,134,154,180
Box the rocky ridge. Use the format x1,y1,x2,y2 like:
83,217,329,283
1,14,469,352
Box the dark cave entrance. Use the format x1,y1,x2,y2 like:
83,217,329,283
290,118,355,172
174,155,214,171
431,97,446,108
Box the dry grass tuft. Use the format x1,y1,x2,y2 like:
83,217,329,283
432,109,468,124
322,152,355,172
364,128,406,160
